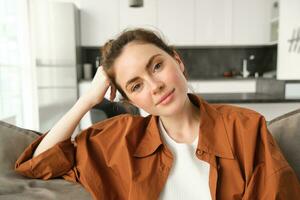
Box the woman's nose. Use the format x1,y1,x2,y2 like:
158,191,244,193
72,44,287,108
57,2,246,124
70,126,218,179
150,78,165,95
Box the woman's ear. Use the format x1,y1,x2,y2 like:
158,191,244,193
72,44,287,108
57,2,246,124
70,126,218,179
173,50,185,73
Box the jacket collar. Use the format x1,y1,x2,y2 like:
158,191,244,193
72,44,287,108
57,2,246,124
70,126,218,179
133,93,234,159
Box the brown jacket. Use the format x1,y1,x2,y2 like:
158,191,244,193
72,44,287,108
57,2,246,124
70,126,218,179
15,93,300,200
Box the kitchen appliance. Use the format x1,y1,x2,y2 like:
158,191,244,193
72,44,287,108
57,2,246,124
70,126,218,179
83,63,93,80
31,0,81,133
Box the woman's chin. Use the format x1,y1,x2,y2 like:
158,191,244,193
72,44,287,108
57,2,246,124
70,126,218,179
139,91,188,116
153,98,186,117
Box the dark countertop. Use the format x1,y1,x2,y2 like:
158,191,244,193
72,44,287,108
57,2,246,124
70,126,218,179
188,77,258,81
79,78,300,103
198,93,300,103
189,77,300,82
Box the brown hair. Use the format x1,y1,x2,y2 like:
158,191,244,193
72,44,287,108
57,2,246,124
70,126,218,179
100,28,188,102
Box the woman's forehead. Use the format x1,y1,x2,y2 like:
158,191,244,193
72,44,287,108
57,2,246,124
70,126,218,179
114,43,165,86
119,42,163,61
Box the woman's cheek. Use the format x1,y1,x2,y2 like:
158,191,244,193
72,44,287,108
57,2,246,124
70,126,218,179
164,67,182,83
133,91,152,109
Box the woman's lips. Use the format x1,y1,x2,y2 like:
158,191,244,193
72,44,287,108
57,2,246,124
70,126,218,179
156,89,175,106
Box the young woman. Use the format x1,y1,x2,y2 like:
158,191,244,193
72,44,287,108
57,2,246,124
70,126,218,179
15,28,300,200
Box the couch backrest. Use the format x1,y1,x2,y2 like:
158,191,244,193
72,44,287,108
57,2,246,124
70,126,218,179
0,121,40,173
268,109,300,180
0,121,92,200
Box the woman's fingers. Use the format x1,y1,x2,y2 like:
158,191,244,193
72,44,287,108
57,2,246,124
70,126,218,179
96,65,117,102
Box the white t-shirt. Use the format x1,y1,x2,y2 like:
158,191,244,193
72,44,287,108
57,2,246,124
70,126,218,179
158,118,212,200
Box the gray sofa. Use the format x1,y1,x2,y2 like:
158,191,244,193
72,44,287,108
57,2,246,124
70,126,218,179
0,122,92,199
1,109,300,199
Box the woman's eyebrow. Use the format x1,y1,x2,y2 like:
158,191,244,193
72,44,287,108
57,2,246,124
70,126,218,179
125,53,161,89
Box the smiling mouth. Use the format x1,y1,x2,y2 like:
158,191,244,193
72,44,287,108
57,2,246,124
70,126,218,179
156,88,175,105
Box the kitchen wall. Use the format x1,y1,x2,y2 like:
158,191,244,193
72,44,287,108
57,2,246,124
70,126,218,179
174,45,276,79
80,44,277,80
57,0,298,81
277,0,300,80
77,0,279,80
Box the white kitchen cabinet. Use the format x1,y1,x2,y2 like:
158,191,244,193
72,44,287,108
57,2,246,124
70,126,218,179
157,0,195,45
80,0,270,46
119,0,157,31
80,0,120,46
195,0,232,45
232,0,270,45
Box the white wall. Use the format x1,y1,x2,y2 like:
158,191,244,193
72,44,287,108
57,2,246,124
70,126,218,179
277,0,300,80
52,0,81,8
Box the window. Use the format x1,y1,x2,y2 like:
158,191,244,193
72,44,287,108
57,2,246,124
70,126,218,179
0,0,37,129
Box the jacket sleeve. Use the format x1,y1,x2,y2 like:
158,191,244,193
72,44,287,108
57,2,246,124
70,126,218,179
243,116,300,199
14,131,78,181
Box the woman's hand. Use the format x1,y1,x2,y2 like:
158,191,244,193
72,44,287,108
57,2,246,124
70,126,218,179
82,66,116,108
32,66,116,158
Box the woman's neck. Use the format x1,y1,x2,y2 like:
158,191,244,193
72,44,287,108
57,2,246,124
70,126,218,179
159,96,200,144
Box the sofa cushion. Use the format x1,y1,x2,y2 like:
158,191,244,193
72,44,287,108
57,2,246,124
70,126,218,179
2,107,300,198
0,121,91,200
268,109,300,181
0,121,41,173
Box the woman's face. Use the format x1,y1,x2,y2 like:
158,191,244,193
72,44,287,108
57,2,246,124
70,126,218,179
114,42,188,117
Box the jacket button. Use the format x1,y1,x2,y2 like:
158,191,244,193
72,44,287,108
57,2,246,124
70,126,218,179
196,149,203,155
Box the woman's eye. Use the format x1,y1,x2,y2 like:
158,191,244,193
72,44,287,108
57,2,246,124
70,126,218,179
153,62,162,71
131,83,141,92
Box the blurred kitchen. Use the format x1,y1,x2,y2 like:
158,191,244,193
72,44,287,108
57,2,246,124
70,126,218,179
0,0,300,134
